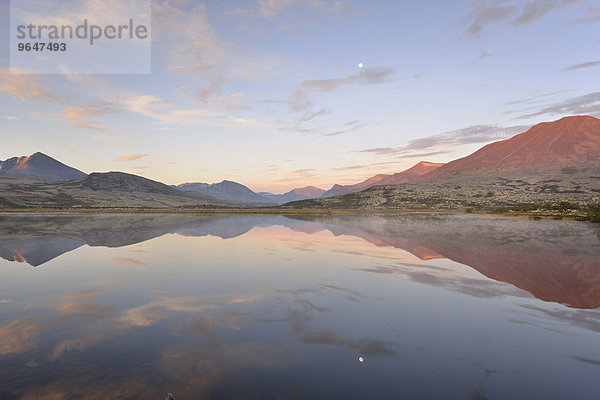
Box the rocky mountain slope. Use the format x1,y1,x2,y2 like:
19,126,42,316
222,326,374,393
0,152,86,181
420,116,600,181
0,172,228,209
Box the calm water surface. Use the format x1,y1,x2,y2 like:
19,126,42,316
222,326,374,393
0,213,599,399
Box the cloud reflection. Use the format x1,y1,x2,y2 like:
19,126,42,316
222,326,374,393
0,214,599,399
0,319,43,355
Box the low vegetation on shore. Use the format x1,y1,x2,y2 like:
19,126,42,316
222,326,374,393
1,201,599,221
486,201,600,221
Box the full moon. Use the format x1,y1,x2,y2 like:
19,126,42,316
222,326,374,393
358,357,364,362
358,63,364,69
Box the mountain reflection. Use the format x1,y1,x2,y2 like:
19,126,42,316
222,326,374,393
1,213,600,399
1,213,599,308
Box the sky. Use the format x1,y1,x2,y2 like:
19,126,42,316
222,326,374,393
1,0,599,193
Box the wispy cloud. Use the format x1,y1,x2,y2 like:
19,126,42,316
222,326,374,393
461,0,581,38
272,168,317,182
516,92,600,119
259,0,296,16
570,5,600,23
121,93,266,128
0,69,57,101
313,0,360,14
288,67,395,126
258,0,359,17
153,2,222,75
357,124,528,156
260,68,393,136
321,121,367,137
504,89,574,106
512,0,577,26
154,1,283,80
332,164,367,171
461,1,518,38
152,0,283,119
62,103,120,130
290,168,316,176
1,69,261,131
191,75,251,112
0,69,123,131
396,150,451,159
298,67,395,93
114,154,149,162
564,60,600,71
194,77,224,103
298,109,331,123
357,147,450,157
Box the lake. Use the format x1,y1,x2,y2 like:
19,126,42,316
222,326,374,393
0,213,599,399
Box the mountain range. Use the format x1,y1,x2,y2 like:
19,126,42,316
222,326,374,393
1,115,599,209
289,116,600,210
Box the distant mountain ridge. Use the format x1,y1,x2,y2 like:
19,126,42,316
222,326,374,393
176,180,273,205
176,181,327,205
0,152,87,181
259,186,326,204
292,186,326,198
323,161,444,197
0,171,228,208
2,116,599,209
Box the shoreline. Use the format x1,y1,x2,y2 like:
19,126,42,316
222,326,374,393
0,207,595,221
0,207,449,215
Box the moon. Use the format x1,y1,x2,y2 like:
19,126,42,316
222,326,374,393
358,357,364,362
358,63,364,69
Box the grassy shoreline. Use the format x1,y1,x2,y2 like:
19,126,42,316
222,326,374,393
0,207,597,221
0,207,448,215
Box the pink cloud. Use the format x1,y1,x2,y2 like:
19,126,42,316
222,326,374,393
114,154,150,162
